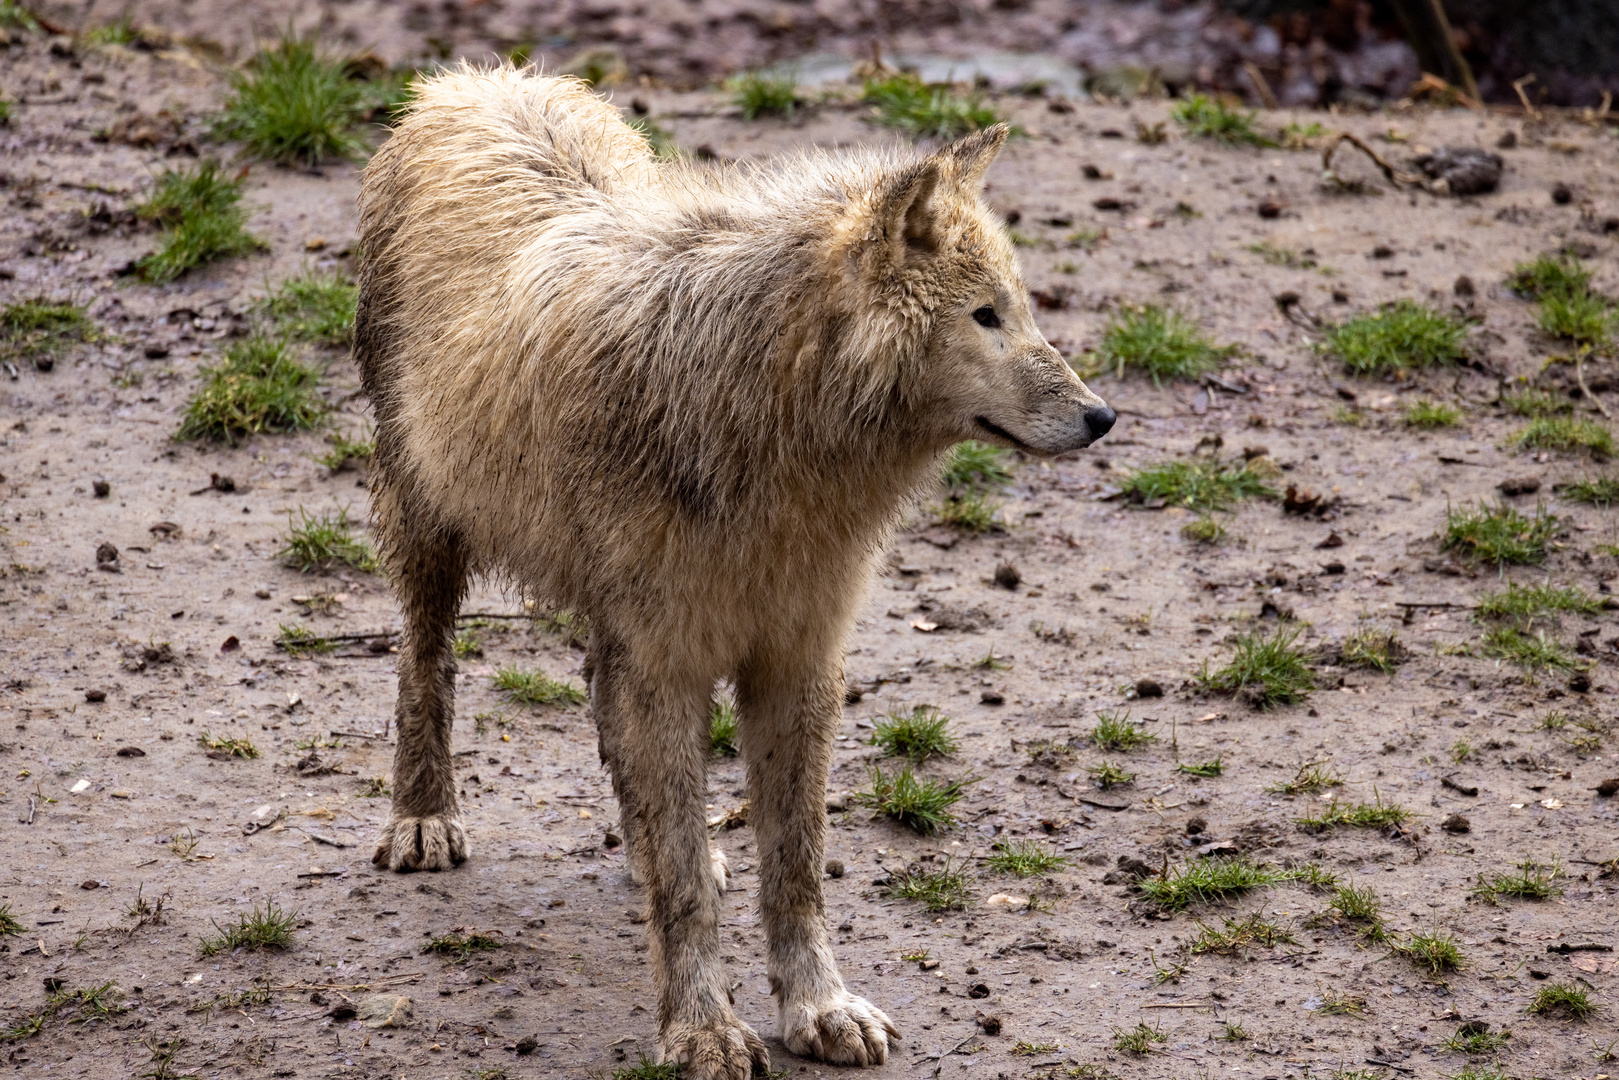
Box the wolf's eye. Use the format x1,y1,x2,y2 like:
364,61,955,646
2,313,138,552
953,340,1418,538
972,306,1001,329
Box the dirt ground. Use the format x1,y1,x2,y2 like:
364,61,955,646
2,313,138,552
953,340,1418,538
3,21,1619,1080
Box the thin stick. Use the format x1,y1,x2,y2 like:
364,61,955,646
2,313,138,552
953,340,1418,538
1575,347,1611,418
1140,1001,1215,1009
1243,62,1278,109
1513,74,1540,121
1322,132,1426,190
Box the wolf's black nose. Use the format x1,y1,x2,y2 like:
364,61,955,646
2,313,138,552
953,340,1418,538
1084,405,1117,442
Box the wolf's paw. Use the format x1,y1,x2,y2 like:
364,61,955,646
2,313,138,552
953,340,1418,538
660,1015,770,1080
372,815,467,872
780,991,899,1066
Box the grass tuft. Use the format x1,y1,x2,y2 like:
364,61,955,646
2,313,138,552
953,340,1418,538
1527,982,1597,1019
259,269,357,347
1502,387,1571,417
1091,708,1156,752
870,705,958,762
1298,796,1411,833
1327,882,1384,926
1481,625,1575,670
854,763,975,834
1268,759,1342,796
1197,627,1315,709
1477,582,1600,622
1442,501,1558,566
985,839,1068,877
1441,1025,1510,1055
1,299,96,366
214,33,368,165
1513,417,1614,457
198,902,296,956
1312,988,1366,1016
135,161,263,284
1087,760,1136,789
862,73,1002,139
1539,289,1616,345
1322,300,1468,376
197,731,259,758
1170,94,1270,146
1191,913,1297,954
277,506,376,572
1559,475,1619,507
1177,757,1224,777
1404,399,1462,428
1340,626,1406,672
494,668,586,707
1135,856,1292,911
882,857,973,911
1111,1020,1167,1055
1095,304,1236,385
942,440,1013,489
1508,253,1591,301
315,428,375,471
609,1055,682,1080
709,698,738,756
423,931,501,963
275,624,334,656
1120,458,1275,511
175,333,325,443
1181,514,1227,544
0,903,23,937
728,70,801,119
1392,929,1466,975
1472,860,1562,904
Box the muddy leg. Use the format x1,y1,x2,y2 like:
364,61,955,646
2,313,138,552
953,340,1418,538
596,649,768,1080
738,650,899,1066
372,518,469,872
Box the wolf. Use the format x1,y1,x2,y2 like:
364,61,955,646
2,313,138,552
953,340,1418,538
355,65,1113,1079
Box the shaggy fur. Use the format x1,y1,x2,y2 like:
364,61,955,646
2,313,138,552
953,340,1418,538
356,64,1112,1079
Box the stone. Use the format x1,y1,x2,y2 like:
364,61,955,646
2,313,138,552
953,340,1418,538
357,993,412,1028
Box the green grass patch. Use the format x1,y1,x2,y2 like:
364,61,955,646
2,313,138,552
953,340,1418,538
1539,289,1616,345
709,698,738,756
1111,1020,1167,1055
278,506,376,573
1513,417,1614,457
1095,304,1236,385
1121,458,1276,511
862,72,1001,139
1508,253,1592,301
275,624,335,656
197,731,259,758
608,1055,682,1080
198,902,296,956
176,333,325,443
1135,856,1293,911
1170,94,1269,147
881,857,973,911
1312,988,1366,1017
259,269,357,347
1177,757,1224,777
854,763,975,834
80,17,138,47
1393,929,1466,975
315,428,375,471
1441,1025,1510,1055
942,440,1013,488
214,33,368,165
1472,860,1562,904
1481,625,1575,670
1268,759,1342,796
1197,627,1315,709
423,931,502,963
1404,399,1462,428
135,160,263,283
1476,582,1601,622
0,299,96,367
1327,882,1384,927
1339,626,1405,672
1,982,127,1044
451,627,483,659
1502,387,1572,417
0,903,22,937
1086,760,1135,788
1298,797,1411,833
1191,913,1297,954
728,70,800,119
0,2,40,32
494,668,586,707
985,839,1068,877
1181,514,1227,544
933,487,1001,532
1527,982,1596,1019
1322,300,1468,376
1559,475,1619,506
1442,501,1558,566
1091,709,1155,752
870,705,958,762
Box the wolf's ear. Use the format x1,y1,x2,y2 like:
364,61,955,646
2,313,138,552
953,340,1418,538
939,122,1009,188
868,157,946,266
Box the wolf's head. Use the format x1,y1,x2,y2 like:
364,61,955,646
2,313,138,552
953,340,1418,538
840,123,1113,456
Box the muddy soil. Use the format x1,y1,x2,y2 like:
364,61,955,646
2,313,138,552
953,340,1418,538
3,26,1619,1080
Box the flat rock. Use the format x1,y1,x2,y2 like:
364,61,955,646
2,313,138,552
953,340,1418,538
357,994,412,1028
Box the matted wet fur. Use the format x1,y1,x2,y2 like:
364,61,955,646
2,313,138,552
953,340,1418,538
355,64,1112,1078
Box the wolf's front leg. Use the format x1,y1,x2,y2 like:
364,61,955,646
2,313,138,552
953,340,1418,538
598,647,770,1080
739,656,899,1066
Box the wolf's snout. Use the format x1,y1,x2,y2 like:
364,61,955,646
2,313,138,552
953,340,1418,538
1083,404,1116,443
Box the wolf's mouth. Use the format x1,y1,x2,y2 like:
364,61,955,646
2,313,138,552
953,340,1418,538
975,416,1037,451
